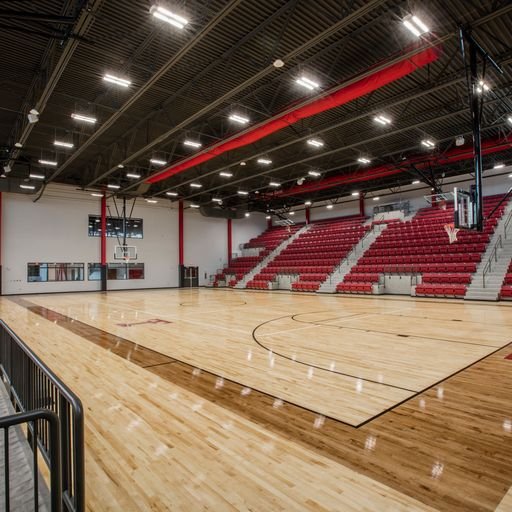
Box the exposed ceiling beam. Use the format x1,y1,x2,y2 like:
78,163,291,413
46,0,246,185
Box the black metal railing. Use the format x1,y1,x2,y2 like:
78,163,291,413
1,409,61,512
482,234,503,287
0,320,84,511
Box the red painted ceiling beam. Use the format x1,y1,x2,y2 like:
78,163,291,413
269,134,512,198
147,46,440,184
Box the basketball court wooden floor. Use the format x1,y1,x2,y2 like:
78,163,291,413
1,288,511,511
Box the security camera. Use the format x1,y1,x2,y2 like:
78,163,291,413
297,177,305,185
455,136,465,146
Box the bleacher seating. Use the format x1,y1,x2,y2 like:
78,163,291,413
337,194,508,298
214,225,300,287
246,216,369,291
500,260,512,299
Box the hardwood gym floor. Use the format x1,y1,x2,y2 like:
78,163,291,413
1,289,511,511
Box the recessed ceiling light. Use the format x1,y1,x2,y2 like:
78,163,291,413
166,191,178,196
257,158,272,165
357,157,371,164
71,113,97,124
373,196,380,201
103,74,131,87
304,200,312,206
145,198,158,203
229,114,249,124
184,140,202,148
494,163,505,169
245,212,250,217
307,138,324,148
351,191,360,196
126,172,141,179
421,139,435,148
107,183,120,189
308,170,321,177
296,76,319,90
29,173,45,180
190,204,200,208
237,190,249,196
150,5,188,29
326,204,334,209
374,115,391,125
219,171,233,177
190,183,202,188
269,181,280,187
403,14,429,37
91,192,103,197
38,159,57,166
412,180,420,184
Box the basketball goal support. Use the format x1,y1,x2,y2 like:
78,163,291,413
459,26,504,231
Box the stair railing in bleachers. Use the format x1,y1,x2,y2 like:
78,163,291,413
503,209,512,240
0,320,84,511
482,235,503,288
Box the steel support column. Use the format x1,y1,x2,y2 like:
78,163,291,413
227,218,232,266
100,194,107,291
179,201,184,286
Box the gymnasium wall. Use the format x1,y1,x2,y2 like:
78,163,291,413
0,184,267,294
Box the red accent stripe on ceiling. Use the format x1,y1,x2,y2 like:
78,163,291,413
147,47,441,184
270,135,512,198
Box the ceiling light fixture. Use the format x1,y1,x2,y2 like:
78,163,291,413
494,163,505,169
229,114,250,124
307,138,324,148
103,74,131,87
126,172,141,179
304,200,312,206
237,190,249,196
296,76,319,90
38,159,57,166
150,158,166,166
91,193,103,197
190,204,200,208
166,191,179,197
71,113,97,124
190,183,202,188
107,183,120,189
245,212,250,217
150,5,188,29
403,14,429,37
476,80,490,94
326,204,334,209
29,173,45,180
412,180,420,184
240,161,246,166
219,171,233,177
357,157,371,164
53,140,74,149
289,211,295,216
117,164,125,169
351,191,360,196
266,215,271,220
374,115,391,125
269,181,280,187
257,158,272,165
212,198,222,203
20,184,36,190
373,197,380,201
27,109,39,124
145,198,158,204
421,139,435,148
308,170,321,177
183,140,202,148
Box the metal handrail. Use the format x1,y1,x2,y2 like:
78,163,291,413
0,321,84,511
482,235,503,288
504,209,512,239
0,409,61,512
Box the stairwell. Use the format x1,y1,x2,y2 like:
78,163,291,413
466,199,512,301
318,224,386,293
234,224,311,288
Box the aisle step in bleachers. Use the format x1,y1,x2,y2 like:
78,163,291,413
500,260,512,299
